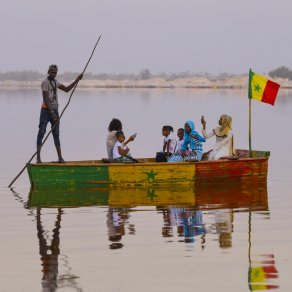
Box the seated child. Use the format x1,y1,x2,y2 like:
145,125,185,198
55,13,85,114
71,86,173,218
176,128,184,154
113,131,136,162
156,125,177,162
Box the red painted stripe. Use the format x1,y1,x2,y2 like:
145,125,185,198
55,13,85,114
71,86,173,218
262,80,280,105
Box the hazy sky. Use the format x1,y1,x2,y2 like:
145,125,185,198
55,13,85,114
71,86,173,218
1,0,291,74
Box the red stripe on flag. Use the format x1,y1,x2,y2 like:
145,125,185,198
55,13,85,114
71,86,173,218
262,80,280,105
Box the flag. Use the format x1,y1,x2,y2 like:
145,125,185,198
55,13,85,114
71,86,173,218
249,69,280,106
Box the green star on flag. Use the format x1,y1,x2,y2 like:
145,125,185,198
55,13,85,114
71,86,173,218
254,84,261,92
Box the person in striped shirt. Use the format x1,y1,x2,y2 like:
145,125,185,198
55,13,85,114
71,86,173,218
168,120,205,162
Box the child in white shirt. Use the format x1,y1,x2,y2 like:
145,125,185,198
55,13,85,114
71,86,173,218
162,125,177,156
156,125,177,162
176,128,184,153
113,131,136,162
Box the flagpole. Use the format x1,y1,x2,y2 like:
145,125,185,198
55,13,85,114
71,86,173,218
248,69,252,158
249,97,252,158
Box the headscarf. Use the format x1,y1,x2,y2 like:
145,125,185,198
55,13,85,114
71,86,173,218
213,115,234,155
181,120,205,151
184,120,195,141
214,114,232,137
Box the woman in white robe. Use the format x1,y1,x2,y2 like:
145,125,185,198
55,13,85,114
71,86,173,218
201,114,234,160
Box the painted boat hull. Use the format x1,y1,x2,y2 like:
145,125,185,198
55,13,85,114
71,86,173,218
27,150,270,188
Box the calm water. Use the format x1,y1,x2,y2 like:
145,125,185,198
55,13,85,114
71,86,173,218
1,88,292,291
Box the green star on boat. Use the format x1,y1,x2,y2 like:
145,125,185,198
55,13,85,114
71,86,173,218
145,169,158,182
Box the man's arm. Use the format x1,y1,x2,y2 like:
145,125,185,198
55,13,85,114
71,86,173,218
43,91,53,112
58,74,83,93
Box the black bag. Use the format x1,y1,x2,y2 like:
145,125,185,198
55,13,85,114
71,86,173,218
156,152,167,162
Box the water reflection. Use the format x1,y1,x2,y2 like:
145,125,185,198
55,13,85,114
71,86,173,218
214,208,233,248
158,207,206,244
248,212,279,291
25,182,280,290
158,207,233,249
36,208,82,291
248,254,279,291
107,207,135,249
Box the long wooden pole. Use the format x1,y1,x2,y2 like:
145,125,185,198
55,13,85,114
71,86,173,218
8,35,101,188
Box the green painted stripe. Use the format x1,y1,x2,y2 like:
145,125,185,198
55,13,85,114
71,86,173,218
30,164,109,188
248,69,254,98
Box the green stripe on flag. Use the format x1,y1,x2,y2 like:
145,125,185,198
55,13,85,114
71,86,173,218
248,69,254,98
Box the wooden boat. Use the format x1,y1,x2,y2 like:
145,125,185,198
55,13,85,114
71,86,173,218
28,182,268,211
27,149,270,188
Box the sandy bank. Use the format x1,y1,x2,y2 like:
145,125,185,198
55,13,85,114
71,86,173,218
0,76,291,90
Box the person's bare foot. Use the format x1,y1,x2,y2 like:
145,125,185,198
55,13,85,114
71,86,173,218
58,158,66,163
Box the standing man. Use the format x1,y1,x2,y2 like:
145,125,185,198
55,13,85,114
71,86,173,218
36,64,83,163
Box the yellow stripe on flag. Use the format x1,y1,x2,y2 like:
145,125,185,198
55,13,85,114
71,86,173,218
250,74,268,101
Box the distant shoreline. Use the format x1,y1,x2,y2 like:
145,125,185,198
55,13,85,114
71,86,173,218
1,76,291,90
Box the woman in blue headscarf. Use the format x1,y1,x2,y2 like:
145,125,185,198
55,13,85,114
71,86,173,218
168,120,206,162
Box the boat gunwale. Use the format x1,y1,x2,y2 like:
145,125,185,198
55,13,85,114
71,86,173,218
29,156,269,167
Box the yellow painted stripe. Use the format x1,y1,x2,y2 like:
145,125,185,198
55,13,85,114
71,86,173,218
108,163,196,186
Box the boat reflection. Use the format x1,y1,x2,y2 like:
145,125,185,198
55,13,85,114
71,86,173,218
28,183,269,251
27,182,279,290
28,182,268,210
